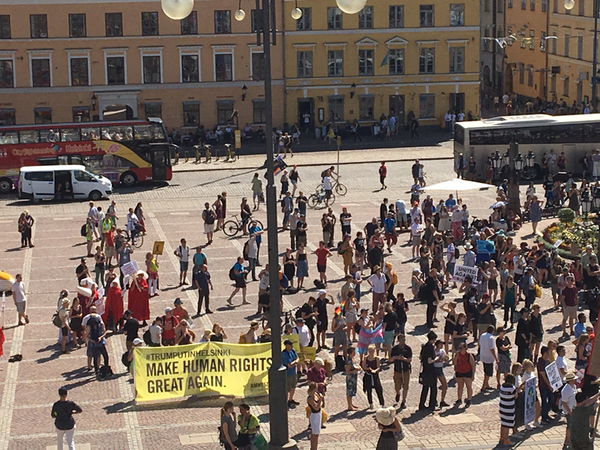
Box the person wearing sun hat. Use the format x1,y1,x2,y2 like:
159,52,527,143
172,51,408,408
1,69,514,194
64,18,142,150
375,406,402,449
560,372,579,447
127,270,149,326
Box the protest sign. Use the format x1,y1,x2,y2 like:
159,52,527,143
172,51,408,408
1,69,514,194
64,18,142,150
545,361,563,392
477,240,495,254
451,264,479,284
120,260,139,277
524,377,537,425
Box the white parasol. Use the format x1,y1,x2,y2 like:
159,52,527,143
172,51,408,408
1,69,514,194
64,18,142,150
425,179,492,192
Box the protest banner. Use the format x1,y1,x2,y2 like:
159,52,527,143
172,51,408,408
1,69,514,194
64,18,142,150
545,361,563,392
120,260,139,277
451,264,479,284
587,319,600,377
287,334,316,364
524,377,536,425
134,342,273,401
476,240,495,254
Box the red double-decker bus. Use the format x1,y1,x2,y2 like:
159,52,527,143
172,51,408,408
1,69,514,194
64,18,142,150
0,117,173,193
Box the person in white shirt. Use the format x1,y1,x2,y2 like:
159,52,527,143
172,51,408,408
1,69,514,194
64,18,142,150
555,345,569,378
174,238,190,286
97,207,106,242
126,208,139,239
479,325,498,390
458,111,465,122
148,317,163,346
322,174,332,207
395,199,407,230
292,318,310,373
560,372,578,447
12,274,29,326
88,202,100,240
444,111,452,132
410,218,423,259
445,237,457,287
367,265,388,313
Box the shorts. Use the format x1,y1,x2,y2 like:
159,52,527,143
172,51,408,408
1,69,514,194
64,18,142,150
309,412,322,435
383,330,395,347
393,370,411,393
15,301,26,314
483,362,494,377
286,373,298,392
396,212,408,224
179,261,189,272
317,264,327,273
563,305,578,321
253,191,261,199
446,263,455,277
235,277,247,289
105,246,116,259
412,235,421,246
456,371,473,379
489,279,498,290
61,326,69,336
324,189,332,199
435,366,444,377
317,321,327,332
498,353,511,374
204,223,215,234
551,284,559,297
333,333,348,348
86,342,94,357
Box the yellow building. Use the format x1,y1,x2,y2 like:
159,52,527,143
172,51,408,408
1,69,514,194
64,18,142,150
283,0,481,130
548,0,597,106
504,0,550,100
0,0,284,131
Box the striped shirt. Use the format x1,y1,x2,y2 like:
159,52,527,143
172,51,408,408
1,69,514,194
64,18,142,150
499,383,516,427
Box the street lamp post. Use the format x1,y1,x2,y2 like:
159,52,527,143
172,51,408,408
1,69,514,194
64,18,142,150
507,139,522,218
492,151,503,180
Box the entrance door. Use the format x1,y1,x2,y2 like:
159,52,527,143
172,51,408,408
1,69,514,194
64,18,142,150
54,170,74,200
297,98,314,133
450,93,465,113
389,95,405,128
577,82,583,105
152,150,168,181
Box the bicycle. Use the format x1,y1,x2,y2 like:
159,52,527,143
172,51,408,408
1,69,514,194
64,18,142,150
316,176,347,196
308,189,336,209
125,227,144,249
260,306,300,330
223,214,264,238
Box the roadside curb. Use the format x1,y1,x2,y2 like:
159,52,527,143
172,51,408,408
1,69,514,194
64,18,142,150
172,155,454,173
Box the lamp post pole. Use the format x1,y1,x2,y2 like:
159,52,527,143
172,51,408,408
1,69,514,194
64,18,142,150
507,138,521,218
593,0,599,112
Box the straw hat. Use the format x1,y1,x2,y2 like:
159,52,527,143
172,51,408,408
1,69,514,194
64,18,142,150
375,406,396,426
564,372,578,382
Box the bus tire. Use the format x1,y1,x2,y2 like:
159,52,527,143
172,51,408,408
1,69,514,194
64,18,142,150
0,178,13,193
120,172,137,187
89,190,102,201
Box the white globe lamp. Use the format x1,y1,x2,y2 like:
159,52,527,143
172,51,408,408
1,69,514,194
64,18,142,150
564,0,575,9
291,7,303,20
161,0,194,20
336,0,368,14
235,8,246,21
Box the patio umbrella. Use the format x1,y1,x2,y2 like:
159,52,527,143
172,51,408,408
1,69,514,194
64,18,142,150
490,201,507,209
425,179,492,192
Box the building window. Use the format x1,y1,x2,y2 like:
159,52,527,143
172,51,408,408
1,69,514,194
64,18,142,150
70,57,89,86
389,48,404,75
106,56,125,85
73,106,90,122
30,14,47,38
518,63,525,84
0,60,14,88
579,0,585,14
419,94,435,118
31,58,51,87
564,34,570,57
358,49,374,75
551,32,557,54
327,7,343,29
142,55,161,84
329,97,344,121
450,4,464,26
359,96,374,120
419,47,435,73
0,15,10,39
530,0,535,10
327,50,343,77
0,109,15,125
215,53,233,81
217,101,234,125
527,66,534,85
296,8,311,30
251,52,265,81
181,11,197,35
498,0,504,12
529,31,535,50
183,102,200,127
250,10,258,33
144,102,162,119
296,51,313,78
141,12,158,36
69,14,86,38
553,0,558,12
105,13,122,37
577,36,584,59
215,11,231,34
542,0,547,11
485,0,491,11
253,100,266,123
508,0,513,8
550,74,557,92
34,108,52,124
420,5,434,27
540,31,547,51
563,76,569,96
521,0,527,9
358,6,373,29
449,47,465,73
181,55,199,82
389,5,404,28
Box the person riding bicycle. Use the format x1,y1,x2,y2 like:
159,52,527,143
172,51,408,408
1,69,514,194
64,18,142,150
240,198,252,235
321,166,338,182
126,208,141,242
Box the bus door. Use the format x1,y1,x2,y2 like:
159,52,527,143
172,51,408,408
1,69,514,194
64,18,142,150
151,148,168,181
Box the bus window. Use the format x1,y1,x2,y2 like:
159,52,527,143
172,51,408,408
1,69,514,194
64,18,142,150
61,129,81,142
81,127,100,140
455,126,465,145
19,130,39,144
81,155,102,170
37,157,59,165
0,131,18,144
103,126,130,141
24,171,53,181
151,123,166,140
73,170,97,182
134,125,153,140
40,129,60,143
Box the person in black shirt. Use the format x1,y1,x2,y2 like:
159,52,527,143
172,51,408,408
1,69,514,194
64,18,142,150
516,308,531,363
300,297,318,346
122,310,140,351
419,331,438,410
390,334,412,409
315,291,333,350
364,218,379,242
51,388,82,449
380,199,389,223
424,269,441,329
296,215,308,247
75,258,89,282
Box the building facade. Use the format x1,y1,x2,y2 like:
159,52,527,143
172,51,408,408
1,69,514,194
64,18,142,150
0,0,284,132
480,0,506,100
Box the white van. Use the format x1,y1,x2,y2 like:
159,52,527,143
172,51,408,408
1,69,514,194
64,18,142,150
19,165,113,201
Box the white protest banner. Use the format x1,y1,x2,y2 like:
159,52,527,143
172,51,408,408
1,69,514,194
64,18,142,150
524,376,537,425
553,239,563,248
120,260,139,277
545,361,563,392
451,264,479,284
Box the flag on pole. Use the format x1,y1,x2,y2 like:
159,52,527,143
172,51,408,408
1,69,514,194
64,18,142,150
380,50,389,67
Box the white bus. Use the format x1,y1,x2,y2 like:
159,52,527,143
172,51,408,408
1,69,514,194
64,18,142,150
454,114,600,180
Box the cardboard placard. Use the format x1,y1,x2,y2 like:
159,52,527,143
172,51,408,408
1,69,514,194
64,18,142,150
545,361,564,392
152,241,165,256
524,376,537,425
120,260,139,277
451,264,479,284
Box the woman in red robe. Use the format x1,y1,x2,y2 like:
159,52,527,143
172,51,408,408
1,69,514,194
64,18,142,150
128,270,150,325
103,280,124,330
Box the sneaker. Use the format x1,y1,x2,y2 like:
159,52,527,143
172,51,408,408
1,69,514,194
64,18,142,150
227,299,233,306
455,399,462,406
525,424,534,431
440,401,450,408
465,399,471,407
321,345,330,350
206,310,213,314
290,399,300,405
395,394,400,403
369,403,374,409
534,421,544,428
400,402,407,410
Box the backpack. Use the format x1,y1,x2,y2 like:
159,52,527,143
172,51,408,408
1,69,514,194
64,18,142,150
243,241,250,261
454,247,460,258
392,271,399,285
87,315,102,341
204,209,215,225
98,365,113,379
295,308,303,319
229,266,237,281
143,329,152,345
336,242,344,255
321,169,328,179
121,351,132,368
80,224,87,237
280,274,289,290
